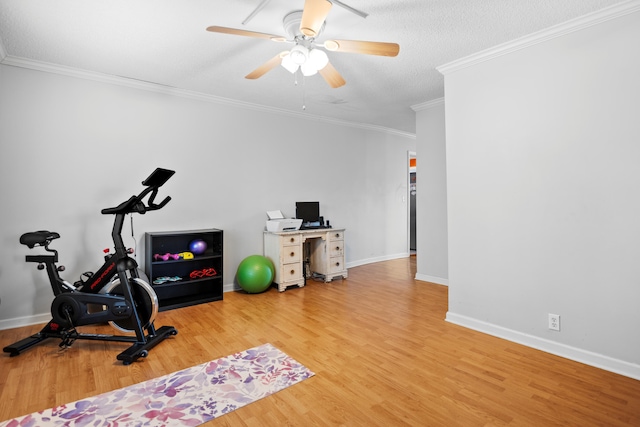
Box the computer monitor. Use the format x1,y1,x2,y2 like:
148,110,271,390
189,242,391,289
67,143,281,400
296,202,320,226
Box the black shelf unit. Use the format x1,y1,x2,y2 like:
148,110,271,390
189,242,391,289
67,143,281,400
145,228,223,311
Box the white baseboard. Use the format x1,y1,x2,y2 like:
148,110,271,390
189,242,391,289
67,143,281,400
446,312,640,381
346,252,409,268
0,313,51,331
415,273,448,286
224,283,239,293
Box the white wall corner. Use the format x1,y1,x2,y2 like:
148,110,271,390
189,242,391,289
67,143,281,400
437,0,640,75
415,273,448,286
446,312,640,381
411,98,444,112
224,283,239,293
0,36,7,62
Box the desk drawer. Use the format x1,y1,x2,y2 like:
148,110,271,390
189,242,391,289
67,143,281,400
282,234,301,246
329,231,344,241
281,263,303,281
282,245,301,263
329,256,345,274
330,240,344,257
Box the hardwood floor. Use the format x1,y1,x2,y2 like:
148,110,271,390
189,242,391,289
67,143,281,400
1,257,640,426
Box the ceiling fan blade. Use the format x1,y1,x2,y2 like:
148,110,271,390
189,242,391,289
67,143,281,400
300,0,332,37
206,26,286,42
324,39,400,57
319,61,346,88
245,52,288,80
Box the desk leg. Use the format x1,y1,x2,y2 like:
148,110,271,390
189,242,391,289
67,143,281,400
323,272,348,282
275,280,305,292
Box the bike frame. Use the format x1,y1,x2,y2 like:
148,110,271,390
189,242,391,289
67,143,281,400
3,168,177,364
35,214,137,295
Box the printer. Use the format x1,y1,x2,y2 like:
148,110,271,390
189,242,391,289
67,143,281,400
265,210,302,232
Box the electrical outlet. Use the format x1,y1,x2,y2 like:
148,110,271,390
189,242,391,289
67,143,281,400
548,313,560,331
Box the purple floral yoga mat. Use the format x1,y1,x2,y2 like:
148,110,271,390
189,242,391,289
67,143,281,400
1,343,314,427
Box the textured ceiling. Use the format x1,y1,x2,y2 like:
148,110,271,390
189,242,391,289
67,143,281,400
0,0,626,134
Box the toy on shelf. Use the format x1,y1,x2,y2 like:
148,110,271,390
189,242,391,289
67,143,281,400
189,239,207,255
153,252,195,261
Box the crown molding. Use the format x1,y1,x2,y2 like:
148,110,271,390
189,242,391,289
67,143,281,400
437,0,640,75
411,98,444,112
0,55,415,139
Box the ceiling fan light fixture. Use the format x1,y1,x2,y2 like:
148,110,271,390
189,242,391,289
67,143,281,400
301,62,318,76
308,48,329,70
289,45,309,65
281,53,299,74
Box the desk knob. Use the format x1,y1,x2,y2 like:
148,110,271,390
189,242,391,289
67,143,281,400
335,262,340,267
290,237,295,243
290,252,295,257
335,246,340,251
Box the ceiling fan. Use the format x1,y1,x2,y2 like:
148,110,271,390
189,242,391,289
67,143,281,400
206,0,399,88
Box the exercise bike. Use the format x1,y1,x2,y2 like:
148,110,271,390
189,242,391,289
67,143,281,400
3,168,178,365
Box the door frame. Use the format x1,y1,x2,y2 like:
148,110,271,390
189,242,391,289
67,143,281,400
407,150,416,254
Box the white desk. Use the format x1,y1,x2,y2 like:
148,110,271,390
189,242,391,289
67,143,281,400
263,228,348,292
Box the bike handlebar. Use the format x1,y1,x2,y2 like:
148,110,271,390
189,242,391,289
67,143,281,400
147,187,172,211
100,168,175,216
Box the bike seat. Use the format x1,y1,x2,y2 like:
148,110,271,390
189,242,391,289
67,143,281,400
20,230,60,248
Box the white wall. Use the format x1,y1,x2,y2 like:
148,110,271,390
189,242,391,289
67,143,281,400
440,4,640,379
413,99,449,285
0,63,415,328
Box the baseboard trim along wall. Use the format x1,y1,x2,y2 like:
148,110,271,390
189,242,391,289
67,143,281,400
346,253,409,268
415,274,449,286
446,312,640,381
0,313,51,331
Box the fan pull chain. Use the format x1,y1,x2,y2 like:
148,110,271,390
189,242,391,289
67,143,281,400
302,74,306,110
293,70,306,110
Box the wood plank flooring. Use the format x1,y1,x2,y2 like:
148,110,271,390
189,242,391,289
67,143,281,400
1,257,640,426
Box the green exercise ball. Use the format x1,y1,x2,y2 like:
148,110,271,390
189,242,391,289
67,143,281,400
237,255,275,293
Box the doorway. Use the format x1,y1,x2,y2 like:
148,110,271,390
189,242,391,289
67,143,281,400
408,151,416,254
